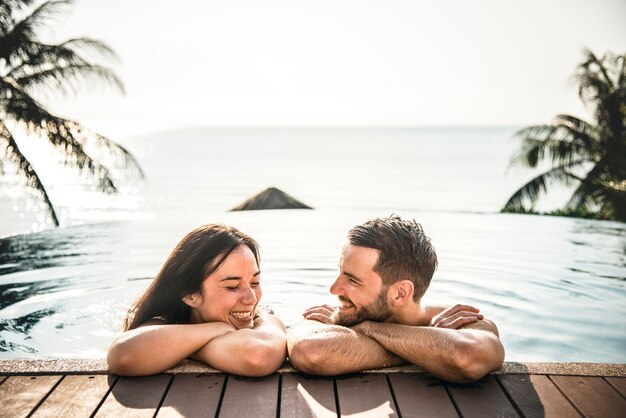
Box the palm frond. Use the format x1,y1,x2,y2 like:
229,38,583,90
1,0,141,229
566,163,626,215
617,53,626,91
16,63,125,97
0,1,39,34
502,161,584,211
510,119,596,169
8,37,120,77
7,0,72,37
78,127,146,179
61,37,119,62
1,81,119,193
0,120,59,226
0,0,72,62
505,49,625,221
577,50,613,108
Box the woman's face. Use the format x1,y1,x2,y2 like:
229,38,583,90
185,244,262,329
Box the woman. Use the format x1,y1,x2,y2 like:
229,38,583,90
107,224,287,376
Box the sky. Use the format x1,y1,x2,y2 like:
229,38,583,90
37,0,626,131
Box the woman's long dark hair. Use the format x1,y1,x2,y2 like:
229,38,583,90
124,224,260,330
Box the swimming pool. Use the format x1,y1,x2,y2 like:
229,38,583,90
0,127,624,361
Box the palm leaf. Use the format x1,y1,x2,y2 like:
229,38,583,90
0,1,72,61
503,161,584,211
511,121,595,169
1,0,142,228
2,82,118,193
16,63,124,98
0,121,59,226
8,37,120,76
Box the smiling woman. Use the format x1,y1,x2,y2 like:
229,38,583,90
106,224,287,377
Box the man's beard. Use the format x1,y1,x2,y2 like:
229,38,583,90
332,288,392,327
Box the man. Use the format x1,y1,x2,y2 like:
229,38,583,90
287,215,505,383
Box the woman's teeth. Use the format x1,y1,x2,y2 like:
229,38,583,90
230,311,251,320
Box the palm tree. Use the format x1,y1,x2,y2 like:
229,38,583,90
0,0,144,227
503,49,626,222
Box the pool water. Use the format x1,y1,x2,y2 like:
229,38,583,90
0,127,624,361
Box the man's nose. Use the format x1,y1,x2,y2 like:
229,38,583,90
330,276,343,295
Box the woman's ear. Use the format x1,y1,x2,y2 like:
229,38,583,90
389,280,414,307
181,292,202,308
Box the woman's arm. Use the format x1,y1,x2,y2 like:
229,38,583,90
107,320,235,376
191,314,287,376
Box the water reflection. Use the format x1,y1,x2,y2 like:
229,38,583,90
0,279,70,310
0,307,57,353
0,225,112,275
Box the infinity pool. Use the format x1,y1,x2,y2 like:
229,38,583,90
0,209,624,362
0,127,624,361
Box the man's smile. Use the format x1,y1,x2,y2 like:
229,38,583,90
338,297,355,310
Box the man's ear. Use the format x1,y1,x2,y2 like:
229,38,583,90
181,292,202,308
388,280,414,307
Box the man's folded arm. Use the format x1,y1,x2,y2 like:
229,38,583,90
353,319,505,383
287,319,405,375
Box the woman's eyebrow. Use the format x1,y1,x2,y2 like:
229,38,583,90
220,277,241,282
220,271,261,281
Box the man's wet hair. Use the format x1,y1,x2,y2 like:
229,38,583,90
347,215,437,301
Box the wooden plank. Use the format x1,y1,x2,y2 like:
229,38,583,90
605,377,626,398
335,373,398,417
388,373,457,418
156,374,225,418
0,375,61,418
446,375,518,418
95,374,172,418
280,373,336,418
218,374,279,417
497,374,580,418
31,375,114,417
551,375,626,418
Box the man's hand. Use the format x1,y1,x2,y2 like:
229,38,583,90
429,304,483,329
302,304,337,324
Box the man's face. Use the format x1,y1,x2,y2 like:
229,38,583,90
330,243,392,326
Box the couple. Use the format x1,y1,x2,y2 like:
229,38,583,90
107,215,504,383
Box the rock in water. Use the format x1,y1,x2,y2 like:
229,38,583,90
230,187,313,211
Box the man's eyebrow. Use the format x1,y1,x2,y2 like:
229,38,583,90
219,271,261,281
343,270,362,283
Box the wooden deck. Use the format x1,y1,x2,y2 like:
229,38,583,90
0,362,624,417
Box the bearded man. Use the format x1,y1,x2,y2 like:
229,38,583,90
287,215,505,383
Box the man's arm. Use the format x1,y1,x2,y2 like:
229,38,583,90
288,318,405,375
352,318,505,383
192,313,287,376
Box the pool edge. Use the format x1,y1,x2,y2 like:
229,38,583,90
0,359,624,377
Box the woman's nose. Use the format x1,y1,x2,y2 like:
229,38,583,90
241,286,257,304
